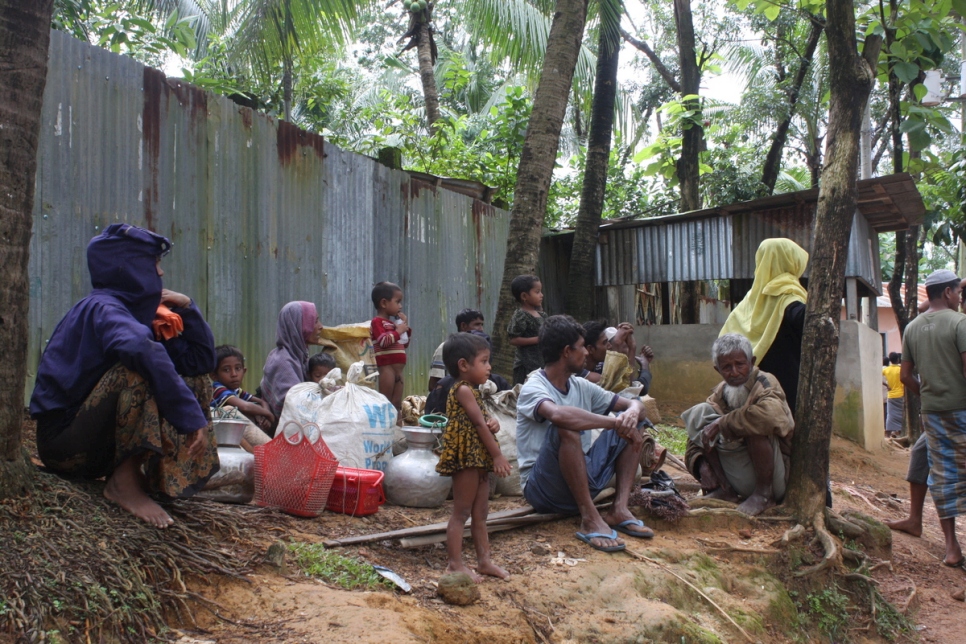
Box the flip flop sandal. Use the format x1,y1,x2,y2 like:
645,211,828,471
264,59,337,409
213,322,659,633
610,518,655,539
943,558,965,568
575,530,625,552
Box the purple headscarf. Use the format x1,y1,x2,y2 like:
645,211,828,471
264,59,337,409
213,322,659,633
261,301,319,417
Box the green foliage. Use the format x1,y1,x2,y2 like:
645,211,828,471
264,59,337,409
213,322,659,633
288,543,393,590
649,423,688,457
801,587,850,641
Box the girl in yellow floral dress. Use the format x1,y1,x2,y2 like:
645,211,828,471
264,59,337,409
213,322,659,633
436,333,511,581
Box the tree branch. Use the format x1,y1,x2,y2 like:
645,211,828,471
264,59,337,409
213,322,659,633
620,28,682,93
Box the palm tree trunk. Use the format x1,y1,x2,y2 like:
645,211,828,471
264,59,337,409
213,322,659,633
490,0,589,375
282,53,293,121
416,21,441,131
785,0,881,526
760,17,824,194
566,24,620,320
0,0,55,498
280,0,294,121
673,0,702,212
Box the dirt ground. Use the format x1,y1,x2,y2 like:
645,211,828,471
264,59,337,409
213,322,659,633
160,431,966,644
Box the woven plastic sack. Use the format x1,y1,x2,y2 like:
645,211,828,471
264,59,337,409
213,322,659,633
480,383,522,496
320,323,378,388
253,421,339,517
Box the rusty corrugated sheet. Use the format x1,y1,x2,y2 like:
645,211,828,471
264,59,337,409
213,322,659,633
560,197,879,293
28,30,510,400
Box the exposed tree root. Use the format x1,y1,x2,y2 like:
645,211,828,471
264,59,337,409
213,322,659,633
794,510,841,577
827,512,867,539
778,523,806,546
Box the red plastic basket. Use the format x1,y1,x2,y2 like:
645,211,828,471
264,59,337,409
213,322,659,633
253,423,339,518
326,466,386,516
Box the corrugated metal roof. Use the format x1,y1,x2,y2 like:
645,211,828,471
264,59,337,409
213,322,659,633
28,30,510,400
590,199,880,294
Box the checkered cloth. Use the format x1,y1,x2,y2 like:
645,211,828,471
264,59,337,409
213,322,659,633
923,410,966,520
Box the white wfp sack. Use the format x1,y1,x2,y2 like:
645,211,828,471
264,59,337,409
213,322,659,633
480,383,522,496
315,363,397,472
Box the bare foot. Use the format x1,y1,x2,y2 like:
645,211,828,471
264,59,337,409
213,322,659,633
736,493,776,517
884,517,923,538
476,562,510,580
104,458,173,529
445,563,482,583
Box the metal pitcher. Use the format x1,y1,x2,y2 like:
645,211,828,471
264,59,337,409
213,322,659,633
383,426,452,508
198,418,255,504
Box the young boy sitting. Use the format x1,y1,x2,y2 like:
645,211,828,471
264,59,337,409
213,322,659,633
211,345,275,443
308,352,337,383
370,281,411,415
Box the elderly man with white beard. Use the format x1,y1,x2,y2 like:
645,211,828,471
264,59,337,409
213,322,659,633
681,333,795,516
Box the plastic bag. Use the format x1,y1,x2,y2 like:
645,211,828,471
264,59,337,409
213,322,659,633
480,385,522,496
320,323,378,388
316,378,397,472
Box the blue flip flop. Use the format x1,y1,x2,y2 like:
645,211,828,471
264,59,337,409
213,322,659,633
610,518,654,539
575,529,625,552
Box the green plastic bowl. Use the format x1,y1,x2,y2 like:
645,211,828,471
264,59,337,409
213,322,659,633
418,414,448,428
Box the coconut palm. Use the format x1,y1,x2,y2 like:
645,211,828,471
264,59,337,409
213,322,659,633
127,0,367,121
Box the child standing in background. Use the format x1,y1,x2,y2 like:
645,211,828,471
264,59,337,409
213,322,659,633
436,332,511,582
506,275,547,385
370,281,411,415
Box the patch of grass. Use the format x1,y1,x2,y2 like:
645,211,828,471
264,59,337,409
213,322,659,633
871,586,914,642
651,423,688,456
288,543,393,591
801,587,850,641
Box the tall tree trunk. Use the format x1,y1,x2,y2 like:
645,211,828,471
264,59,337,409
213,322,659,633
416,20,441,131
760,17,825,194
490,0,589,375
785,0,881,530
0,0,55,498
281,0,294,121
673,0,702,212
282,53,293,121
566,24,620,320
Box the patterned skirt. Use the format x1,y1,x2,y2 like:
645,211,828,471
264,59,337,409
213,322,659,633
922,410,966,520
36,363,219,498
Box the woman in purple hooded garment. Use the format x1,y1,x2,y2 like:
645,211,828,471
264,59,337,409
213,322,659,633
30,224,218,528
259,301,324,429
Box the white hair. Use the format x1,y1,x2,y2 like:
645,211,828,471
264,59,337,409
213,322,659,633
712,333,754,368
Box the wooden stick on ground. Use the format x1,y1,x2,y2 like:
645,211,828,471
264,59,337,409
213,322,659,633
623,547,755,643
323,506,536,547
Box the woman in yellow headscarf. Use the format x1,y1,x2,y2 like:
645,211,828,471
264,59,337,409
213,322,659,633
720,238,809,412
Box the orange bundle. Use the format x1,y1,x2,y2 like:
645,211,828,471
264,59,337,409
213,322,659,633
152,304,184,341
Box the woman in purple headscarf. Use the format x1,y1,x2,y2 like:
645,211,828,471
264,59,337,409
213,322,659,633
30,224,218,529
260,301,323,426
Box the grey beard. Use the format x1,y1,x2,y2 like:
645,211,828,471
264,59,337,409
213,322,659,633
722,383,750,409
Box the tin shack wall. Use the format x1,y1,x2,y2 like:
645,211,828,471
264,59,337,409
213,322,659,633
28,30,509,400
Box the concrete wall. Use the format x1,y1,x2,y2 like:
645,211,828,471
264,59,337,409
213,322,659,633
635,325,724,406
638,320,885,452
833,320,885,451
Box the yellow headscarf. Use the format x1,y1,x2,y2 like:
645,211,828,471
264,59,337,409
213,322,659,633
719,238,809,360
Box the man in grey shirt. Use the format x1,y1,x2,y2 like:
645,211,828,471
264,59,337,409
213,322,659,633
516,315,653,552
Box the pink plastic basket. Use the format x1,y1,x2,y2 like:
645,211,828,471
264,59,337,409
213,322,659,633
253,423,339,518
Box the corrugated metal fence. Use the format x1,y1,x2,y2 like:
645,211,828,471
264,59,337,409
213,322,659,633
28,30,510,398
